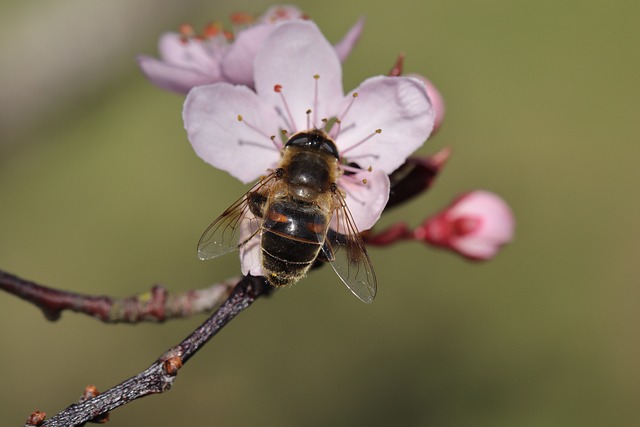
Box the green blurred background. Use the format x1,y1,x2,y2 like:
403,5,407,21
1,0,638,426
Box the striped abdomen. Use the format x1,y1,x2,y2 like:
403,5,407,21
260,199,329,286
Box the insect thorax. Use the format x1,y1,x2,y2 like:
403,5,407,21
281,147,338,201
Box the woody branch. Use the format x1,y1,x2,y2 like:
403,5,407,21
23,275,271,427
0,270,237,323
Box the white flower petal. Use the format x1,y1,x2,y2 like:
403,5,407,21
221,24,274,87
406,73,445,133
254,21,343,133
337,169,390,232
137,55,216,94
239,214,263,276
336,76,435,174
183,83,281,184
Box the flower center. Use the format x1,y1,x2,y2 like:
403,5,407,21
266,75,383,190
265,76,381,205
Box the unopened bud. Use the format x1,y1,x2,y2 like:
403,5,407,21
385,147,451,210
417,191,514,260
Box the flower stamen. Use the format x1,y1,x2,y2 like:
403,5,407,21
179,23,195,43
340,163,370,174
341,129,382,156
321,118,329,132
202,22,221,39
269,135,282,150
237,114,281,150
274,84,297,133
230,12,255,26
341,174,364,184
331,118,342,137
331,92,358,140
313,74,320,126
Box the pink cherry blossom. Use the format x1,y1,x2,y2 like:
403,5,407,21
183,20,436,276
418,191,515,260
137,5,365,94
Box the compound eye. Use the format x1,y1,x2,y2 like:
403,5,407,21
285,133,310,148
319,140,340,159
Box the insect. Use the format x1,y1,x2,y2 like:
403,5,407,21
197,129,377,303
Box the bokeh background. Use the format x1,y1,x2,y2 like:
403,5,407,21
1,0,638,426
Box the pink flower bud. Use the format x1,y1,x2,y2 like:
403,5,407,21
407,73,445,134
418,191,514,260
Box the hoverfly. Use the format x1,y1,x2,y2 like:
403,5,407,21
197,129,377,303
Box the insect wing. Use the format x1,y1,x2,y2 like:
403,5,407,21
197,175,275,260
323,191,377,303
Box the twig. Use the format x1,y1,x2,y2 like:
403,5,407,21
362,222,414,246
25,275,271,427
0,270,237,323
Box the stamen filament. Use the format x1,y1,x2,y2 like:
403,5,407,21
331,118,342,139
270,135,283,150
341,129,382,155
313,74,320,127
343,153,380,162
237,115,280,150
274,84,297,133
341,174,364,183
279,129,289,145
330,92,357,139
321,118,329,133
340,163,368,174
